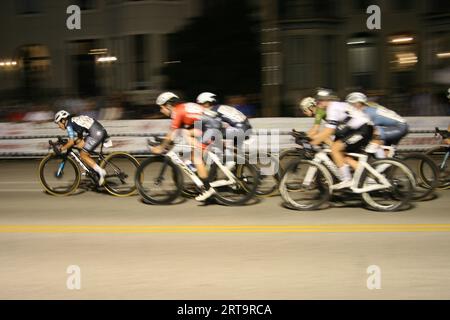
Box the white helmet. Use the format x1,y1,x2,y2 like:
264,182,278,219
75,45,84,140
156,92,179,106
54,110,70,123
299,97,317,113
346,92,368,104
196,92,217,104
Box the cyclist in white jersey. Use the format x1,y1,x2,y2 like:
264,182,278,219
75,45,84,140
310,89,374,189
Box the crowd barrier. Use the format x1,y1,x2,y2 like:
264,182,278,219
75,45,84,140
0,117,448,158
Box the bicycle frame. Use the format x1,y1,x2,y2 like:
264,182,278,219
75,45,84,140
163,145,238,189
304,149,392,193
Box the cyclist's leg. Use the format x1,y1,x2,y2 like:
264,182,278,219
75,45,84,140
79,130,107,185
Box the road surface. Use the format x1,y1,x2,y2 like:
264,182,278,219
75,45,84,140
0,160,450,299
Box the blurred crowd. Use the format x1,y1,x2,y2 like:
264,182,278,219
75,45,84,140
0,89,447,123
0,93,259,123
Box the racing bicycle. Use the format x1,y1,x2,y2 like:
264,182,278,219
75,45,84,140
279,131,413,212
39,136,140,196
135,137,260,205
279,129,438,200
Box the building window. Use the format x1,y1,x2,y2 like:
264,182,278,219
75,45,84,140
284,36,310,89
323,35,337,89
347,35,377,90
133,34,150,90
16,0,42,15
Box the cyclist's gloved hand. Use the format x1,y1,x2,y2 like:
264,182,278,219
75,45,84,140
150,145,164,155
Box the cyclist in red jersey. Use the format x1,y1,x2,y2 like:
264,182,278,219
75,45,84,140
151,92,216,201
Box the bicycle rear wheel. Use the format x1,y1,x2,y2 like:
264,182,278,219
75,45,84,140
424,146,450,189
135,156,182,205
100,152,140,197
360,159,413,212
279,159,331,211
211,161,259,206
38,154,81,196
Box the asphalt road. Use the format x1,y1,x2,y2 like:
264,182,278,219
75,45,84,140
0,159,450,299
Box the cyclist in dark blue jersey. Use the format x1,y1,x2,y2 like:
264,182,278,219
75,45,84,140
54,110,108,185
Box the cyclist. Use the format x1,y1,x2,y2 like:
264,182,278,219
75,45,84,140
152,92,221,201
54,110,107,186
196,92,252,169
310,89,374,189
345,92,409,158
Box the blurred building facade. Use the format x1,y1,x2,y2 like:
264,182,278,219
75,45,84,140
261,0,450,116
0,0,201,101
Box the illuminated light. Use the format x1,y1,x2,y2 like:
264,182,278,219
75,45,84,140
437,52,450,59
5,62,12,66
395,52,418,65
347,40,366,45
390,37,414,44
89,48,108,55
96,56,118,63
163,60,181,64
12,61,17,65
0,62,4,66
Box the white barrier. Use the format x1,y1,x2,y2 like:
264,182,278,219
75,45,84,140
0,117,448,157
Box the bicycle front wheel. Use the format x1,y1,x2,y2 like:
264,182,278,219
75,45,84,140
38,154,81,196
424,146,450,189
400,153,438,200
100,152,140,197
279,159,331,211
360,159,413,212
135,156,182,205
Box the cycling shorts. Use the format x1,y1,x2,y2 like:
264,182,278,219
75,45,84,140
335,124,374,153
377,123,409,146
82,122,107,153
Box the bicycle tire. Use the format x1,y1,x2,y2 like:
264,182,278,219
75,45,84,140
400,152,438,200
279,159,332,211
424,146,450,189
359,158,413,212
211,161,260,206
135,156,183,205
100,152,140,197
38,153,81,196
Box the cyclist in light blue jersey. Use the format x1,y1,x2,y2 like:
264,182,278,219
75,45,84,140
346,92,409,158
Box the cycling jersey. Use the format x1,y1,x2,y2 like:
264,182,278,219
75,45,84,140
363,102,406,127
325,102,371,130
211,105,252,132
362,102,408,145
314,108,327,125
66,115,107,153
171,103,204,130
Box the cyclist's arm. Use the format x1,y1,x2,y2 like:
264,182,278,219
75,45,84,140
60,125,76,151
308,124,321,139
311,127,335,145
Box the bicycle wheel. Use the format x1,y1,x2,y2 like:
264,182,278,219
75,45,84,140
424,146,450,189
100,152,140,197
211,161,259,206
279,159,331,211
135,156,183,205
360,159,413,212
400,153,438,200
38,154,81,196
